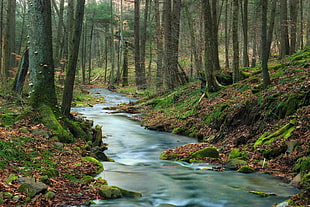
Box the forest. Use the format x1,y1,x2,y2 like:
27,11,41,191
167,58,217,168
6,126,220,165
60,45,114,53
0,0,309,206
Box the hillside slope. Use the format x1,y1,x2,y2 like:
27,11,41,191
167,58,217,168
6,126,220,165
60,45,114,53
139,48,310,205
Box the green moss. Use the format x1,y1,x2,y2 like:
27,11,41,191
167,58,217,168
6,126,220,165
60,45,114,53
41,168,59,178
294,157,310,177
238,165,255,173
301,173,310,191
81,156,104,175
98,185,142,199
38,104,74,143
254,120,296,149
81,176,94,184
5,174,18,184
190,146,219,159
248,191,276,197
228,149,249,161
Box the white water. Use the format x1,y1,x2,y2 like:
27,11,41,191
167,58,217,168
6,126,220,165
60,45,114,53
73,88,298,207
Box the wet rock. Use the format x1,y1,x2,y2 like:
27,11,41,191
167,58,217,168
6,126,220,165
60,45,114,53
98,186,142,199
224,158,247,170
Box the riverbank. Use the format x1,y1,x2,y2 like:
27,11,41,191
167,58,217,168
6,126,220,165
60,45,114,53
117,49,310,206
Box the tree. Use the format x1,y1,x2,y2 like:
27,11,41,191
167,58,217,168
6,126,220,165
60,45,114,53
28,0,73,143
261,0,271,88
241,0,249,67
202,0,221,93
134,0,146,90
279,0,290,59
232,0,240,82
61,0,85,116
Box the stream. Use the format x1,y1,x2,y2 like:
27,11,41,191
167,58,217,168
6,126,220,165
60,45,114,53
73,88,298,207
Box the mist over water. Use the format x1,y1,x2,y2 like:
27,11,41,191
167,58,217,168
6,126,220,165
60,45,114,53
73,88,298,207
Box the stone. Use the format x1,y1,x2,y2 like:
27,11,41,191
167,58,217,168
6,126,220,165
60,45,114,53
16,177,48,197
224,158,247,170
98,186,142,199
31,129,51,138
190,146,219,159
45,191,55,200
237,165,255,173
290,173,301,187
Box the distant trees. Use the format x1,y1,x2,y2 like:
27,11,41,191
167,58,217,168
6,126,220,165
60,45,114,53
0,0,309,93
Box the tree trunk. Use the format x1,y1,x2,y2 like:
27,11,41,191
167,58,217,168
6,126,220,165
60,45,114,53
12,49,28,93
140,0,150,88
224,0,230,69
289,0,298,54
242,0,249,67
202,0,221,93
154,0,163,89
232,0,240,83
261,0,271,88
62,0,85,116
122,41,129,87
279,0,290,58
134,0,146,90
266,0,277,58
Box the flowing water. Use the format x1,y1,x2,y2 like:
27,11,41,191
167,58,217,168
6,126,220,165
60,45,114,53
73,88,298,207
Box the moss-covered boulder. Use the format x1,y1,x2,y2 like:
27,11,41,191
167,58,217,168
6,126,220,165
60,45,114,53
237,165,255,173
228,149,249,161
189,146,219,159
17,178,48,197
224,159,247,170
98,186,142,199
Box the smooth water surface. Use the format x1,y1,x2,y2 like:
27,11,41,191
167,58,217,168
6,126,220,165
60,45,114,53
73,88,298,207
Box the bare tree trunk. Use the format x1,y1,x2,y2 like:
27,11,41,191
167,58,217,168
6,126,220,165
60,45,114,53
261,0,270,88
232,0,240,82
289,0,298,54
134,0,146,90
242,0,249,67
224,0,230,69
279,0,290,58
155,0,163,89
266,0,277,58
62,0,85,116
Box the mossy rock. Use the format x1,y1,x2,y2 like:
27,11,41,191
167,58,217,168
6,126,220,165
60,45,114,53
159,151,178,160
18,182,48,197
238,165,255,173
301,173,310,191
45,191,55,200
262,144,287,159
98,186,142,199
190,146,219,159
39,175,51,185
228,149,249,161
81,156,104,175
224,159,247,170
248,191,276,197
41,168,59,178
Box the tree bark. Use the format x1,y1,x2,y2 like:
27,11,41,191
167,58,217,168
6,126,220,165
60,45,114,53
279,0,290,58
232,0,240,82
62,0,85,116
261,0,271,88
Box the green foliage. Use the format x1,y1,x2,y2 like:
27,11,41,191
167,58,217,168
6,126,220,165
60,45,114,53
41,168,59,178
